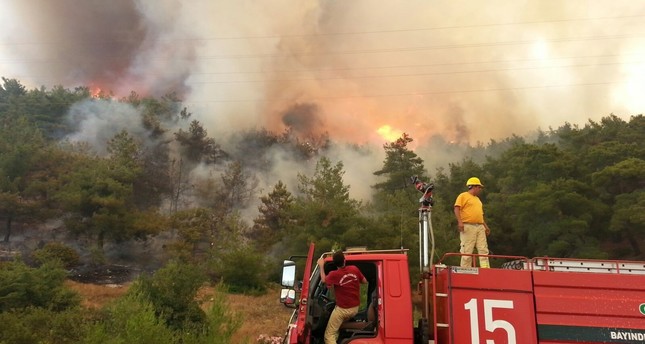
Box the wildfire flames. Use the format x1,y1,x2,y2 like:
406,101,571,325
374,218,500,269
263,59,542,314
89,86,102,98
377,125,403,143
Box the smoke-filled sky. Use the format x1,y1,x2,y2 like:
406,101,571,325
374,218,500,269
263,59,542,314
2,0,644,142
1,0,645,200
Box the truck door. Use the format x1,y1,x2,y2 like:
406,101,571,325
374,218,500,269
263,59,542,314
286,243,315,344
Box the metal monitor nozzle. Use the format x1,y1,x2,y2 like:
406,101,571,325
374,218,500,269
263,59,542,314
411,176,434,208
410,176,435,271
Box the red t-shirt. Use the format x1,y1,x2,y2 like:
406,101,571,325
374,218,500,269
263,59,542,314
325,265,364,308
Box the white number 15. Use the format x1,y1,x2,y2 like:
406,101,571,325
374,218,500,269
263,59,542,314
464,298,516,344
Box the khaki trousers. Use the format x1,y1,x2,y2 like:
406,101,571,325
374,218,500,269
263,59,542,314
460,223,490,268
324,305,359,344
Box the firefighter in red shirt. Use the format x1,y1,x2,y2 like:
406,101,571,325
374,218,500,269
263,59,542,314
317,251,367,344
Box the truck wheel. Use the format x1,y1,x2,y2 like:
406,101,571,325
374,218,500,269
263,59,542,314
414,318,429,344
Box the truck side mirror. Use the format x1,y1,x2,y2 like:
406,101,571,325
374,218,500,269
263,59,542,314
281,260,296,287
280,288,296,306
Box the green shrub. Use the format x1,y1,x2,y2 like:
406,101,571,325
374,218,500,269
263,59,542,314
83,291,176,344
31,242,81,269
0,260,80,311
129,260,208,331
180,286,243,344
0,307,87,344
84,271,242,344
216,248,267,294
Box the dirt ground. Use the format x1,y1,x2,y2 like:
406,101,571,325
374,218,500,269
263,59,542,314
66,280,293,343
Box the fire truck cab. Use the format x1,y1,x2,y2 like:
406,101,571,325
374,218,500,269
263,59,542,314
281,245,414,344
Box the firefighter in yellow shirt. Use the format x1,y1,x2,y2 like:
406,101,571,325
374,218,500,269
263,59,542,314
454,177,491,268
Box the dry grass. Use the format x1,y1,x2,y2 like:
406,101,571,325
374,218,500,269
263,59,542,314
198,284,293,343
65,280,130,309
67,281,293,343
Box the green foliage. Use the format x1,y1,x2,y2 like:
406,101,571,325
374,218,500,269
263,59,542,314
607,190,645,256
373,133,426,192
592,158,645,198
129,260,208,331
92,263,242,344
490,142,575,193
367,190,420,250
473,116,645,259
0,116,54,242
499,179,609,258
31,242,80,269
0,79,86,136
0,77,27,99
56,139,163,249
214,160,259,213
251,180,295,250
0,261,241,344
0,260,80,312
216,247,267,294
290,156,363,253
168,208,214,262
298,157,354,206
174,120,226,164
83,291,177,344
189,288,243,344
0,307,87,344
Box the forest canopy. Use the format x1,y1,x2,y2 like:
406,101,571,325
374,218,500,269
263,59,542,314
1,77,644,273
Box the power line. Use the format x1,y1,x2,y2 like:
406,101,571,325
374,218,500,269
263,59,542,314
196,33,645,60
202,14,645,40
189,60,645,85
2,32,642,64
192,52,645,76
186,81,619,104
5,50,641,88
2,13,643,45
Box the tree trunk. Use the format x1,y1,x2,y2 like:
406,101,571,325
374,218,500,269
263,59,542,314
3,216,12,242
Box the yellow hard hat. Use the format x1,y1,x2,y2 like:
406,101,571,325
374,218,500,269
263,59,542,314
466,177,483,187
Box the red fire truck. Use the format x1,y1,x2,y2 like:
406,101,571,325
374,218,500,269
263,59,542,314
278,179,645,343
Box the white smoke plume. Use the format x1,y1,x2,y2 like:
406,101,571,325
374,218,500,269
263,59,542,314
66,99,148,155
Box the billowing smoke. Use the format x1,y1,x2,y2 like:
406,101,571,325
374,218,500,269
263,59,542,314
66,99,148,155
281,103,324,138
4,0,194,97
2,0,645,196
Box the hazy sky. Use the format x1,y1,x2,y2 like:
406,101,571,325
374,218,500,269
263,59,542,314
1,0,644,146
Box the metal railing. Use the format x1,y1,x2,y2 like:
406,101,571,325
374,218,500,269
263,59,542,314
436,252,645,275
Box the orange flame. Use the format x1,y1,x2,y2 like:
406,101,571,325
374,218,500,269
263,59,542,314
89,86,102,98
376,125,403,143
